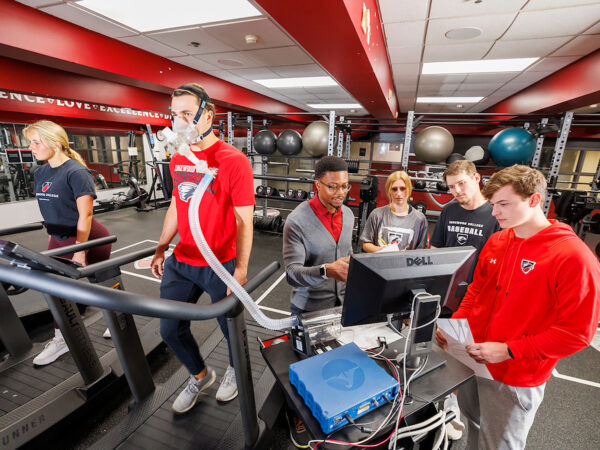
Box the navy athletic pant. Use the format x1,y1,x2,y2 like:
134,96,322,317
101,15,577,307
159,255,235,375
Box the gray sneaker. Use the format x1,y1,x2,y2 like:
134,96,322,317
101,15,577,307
216,366,238,402
172,367,216,414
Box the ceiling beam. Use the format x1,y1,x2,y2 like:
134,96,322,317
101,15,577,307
487,50,600,114
254,0,398,118
0,0,304,116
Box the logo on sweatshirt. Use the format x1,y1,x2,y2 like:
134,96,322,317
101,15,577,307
521,259,536,274
41,182,52,192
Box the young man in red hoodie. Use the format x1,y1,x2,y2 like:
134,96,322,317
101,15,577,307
437,165,600,449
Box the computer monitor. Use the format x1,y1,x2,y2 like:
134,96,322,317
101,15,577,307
342,246,476,369
342,246,476,327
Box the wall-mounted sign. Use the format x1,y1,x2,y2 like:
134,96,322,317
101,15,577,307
0,89,171,126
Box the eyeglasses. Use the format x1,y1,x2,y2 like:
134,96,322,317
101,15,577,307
317,180,351,193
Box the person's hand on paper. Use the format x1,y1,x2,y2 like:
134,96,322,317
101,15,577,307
435,327,447,350
466,342,511,364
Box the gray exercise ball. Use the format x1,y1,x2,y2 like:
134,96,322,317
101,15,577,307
277,129,302,156
302,121,331,157
254,129,277,154
414,126,454,163
465,145,491,165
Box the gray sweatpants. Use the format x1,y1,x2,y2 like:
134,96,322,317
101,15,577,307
458,376,545,450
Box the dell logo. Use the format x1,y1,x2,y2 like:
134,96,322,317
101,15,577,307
407,256,434,267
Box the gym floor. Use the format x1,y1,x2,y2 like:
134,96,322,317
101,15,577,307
5,207,600,449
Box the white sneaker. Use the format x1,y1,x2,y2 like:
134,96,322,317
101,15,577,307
172,368,216,414
216,366,238,402
444,393,465,441
33,331,69,366
103,328,111,338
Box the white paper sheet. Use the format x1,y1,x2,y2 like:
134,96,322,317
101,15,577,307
377,242,400,253
437,318,493,380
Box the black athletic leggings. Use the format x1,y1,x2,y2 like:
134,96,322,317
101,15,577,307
47,218,112,329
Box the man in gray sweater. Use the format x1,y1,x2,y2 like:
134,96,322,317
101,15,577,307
283,156,354,316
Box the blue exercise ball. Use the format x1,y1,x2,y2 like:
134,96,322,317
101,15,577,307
488,128,536,167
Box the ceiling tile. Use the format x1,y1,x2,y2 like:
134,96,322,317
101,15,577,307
202,18,294,51
528,56,580,71
228,67,279,80
117,35,185,58
423,42,492,62
384,21,426,47
464,72,519,83
388,46,423,64
552,35,600,56
584,21,600,34
303,86,347,95
417,85,460,95
486,36,571,59
395,84,417,95
195,51,263,69
17,0,59,6
430,0,527,19
419,74,467,85
392,63,420,85
379,0,430,23
243,46,312,67
523,0,600,11
503,4,600,40
168,55,220,72
507,70,553,86
426,14,516,46
40,3,136,38
148,27,235,55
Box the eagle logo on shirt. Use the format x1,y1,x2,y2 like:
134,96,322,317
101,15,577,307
42,182,52,192
177,182,198,203
521,259,536,274
456,233,468,245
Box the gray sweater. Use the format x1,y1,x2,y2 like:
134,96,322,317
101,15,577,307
283,201,354,312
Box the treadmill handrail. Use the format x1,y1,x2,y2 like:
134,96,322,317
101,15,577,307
78,246,157,278
0,261,279,320
43,235,117,257
0,223,44,237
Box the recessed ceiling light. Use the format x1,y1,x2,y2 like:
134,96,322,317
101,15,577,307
218,59,244,67
253,77,337,88
456,104,464,109
417,97,483,103
422,58,538,74
445,27,482,40
307,103,362,109
77,0,261,32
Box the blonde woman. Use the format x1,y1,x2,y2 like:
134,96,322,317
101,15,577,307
24,120,112,366
361,170,427,252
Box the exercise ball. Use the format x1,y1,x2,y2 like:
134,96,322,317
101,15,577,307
302,121,330,157
488,128,536,167
277,129,302,156
446,153,466,164
465,145,491,165
414,126,454,163
254,129,277,154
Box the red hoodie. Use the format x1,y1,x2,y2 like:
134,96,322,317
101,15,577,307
452,220,600,387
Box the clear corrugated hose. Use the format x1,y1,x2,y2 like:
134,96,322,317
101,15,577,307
183,147,298,330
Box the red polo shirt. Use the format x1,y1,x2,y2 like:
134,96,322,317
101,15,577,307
308,195,343,242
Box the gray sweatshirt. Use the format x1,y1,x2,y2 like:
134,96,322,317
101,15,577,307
282,201,354,312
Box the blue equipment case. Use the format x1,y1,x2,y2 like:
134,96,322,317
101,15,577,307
289,342,399,434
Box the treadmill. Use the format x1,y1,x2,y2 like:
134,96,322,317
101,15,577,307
0,238,162,450
0,257,285,450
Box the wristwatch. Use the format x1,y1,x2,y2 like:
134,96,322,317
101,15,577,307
320,264,328,279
